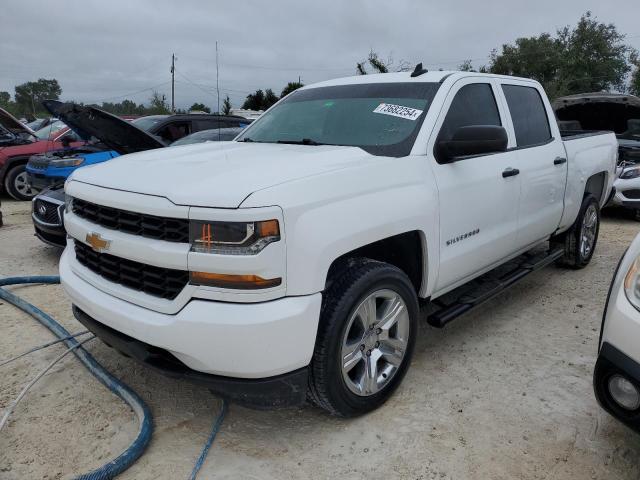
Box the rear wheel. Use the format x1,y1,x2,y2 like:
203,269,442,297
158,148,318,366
308,259,418,416
553,194,600,269
4,164,38,201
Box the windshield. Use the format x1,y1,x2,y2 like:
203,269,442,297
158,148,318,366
133,115,168,131
34,120,67,140
236,82,440,157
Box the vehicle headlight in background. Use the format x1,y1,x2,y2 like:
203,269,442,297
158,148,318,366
50,157,85,168
624,256,640,311
189,219,280,255
620,167,640,180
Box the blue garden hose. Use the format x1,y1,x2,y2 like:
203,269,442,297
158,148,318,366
0,275,153,480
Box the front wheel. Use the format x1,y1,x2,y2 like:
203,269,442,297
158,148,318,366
4,164,38,201
308,259,418,416
553,194,600,269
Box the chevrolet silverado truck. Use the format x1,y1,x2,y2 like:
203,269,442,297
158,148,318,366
59,68,617,416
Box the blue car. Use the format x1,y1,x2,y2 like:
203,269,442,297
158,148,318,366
27,148,120,190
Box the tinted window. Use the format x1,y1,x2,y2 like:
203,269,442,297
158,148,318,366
438,83,501,145
156,121,191,142
502,85,551,147
236,82,441,157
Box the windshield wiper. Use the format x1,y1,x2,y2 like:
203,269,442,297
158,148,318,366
276,138,326,146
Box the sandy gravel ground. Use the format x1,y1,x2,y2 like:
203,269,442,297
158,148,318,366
1,197,640,480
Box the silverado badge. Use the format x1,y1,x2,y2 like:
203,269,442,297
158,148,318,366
86,232,111,253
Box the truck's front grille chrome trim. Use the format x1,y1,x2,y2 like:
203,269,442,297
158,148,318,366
72,198,189,243
74,241,189,300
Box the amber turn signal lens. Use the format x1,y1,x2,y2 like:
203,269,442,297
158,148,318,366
190,271,282,289
257,219,280,238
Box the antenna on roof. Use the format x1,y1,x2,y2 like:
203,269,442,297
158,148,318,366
410,62,428,77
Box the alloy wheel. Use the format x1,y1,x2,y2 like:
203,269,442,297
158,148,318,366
340,289,410,396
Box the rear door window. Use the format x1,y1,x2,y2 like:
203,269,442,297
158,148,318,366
502,85,552,147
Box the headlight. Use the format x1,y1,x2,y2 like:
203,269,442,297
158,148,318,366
50,157,85,168
620,167,640,180
624,256,640,311
190,219,280,255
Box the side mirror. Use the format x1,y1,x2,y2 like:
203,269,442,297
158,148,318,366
437,125,508,163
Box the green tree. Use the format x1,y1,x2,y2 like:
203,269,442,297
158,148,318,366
631,65,640,96
280,81,304,97
222,95,232,115
489,12,637,98
0,91,10,108
242,89,266,110
14,78,62,116
189,102,211,113
263,89,279,109
458,60,476,72
356,50,390,75
147,91,170,114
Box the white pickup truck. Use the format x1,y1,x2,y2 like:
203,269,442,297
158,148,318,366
60,68,617,416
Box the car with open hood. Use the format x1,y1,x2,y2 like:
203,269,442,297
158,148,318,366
26,102,251,192
554,93,640,216
0,107,84,200
30,105,249,247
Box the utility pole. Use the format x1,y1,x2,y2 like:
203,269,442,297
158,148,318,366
170,53,176,113
215,41,220,114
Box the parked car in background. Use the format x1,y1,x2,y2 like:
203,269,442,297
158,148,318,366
60,70,616,415
171,127,245,146
26,101,251,191
31,114,247,247
554,93,640,217
0,113,83,200
595,231,640,432
0,107,36,146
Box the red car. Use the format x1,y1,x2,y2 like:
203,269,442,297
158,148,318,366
0,108,84,200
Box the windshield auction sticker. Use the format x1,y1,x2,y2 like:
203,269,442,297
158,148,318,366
373,103,423,120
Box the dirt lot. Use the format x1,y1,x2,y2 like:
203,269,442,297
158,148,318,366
1,197,640,480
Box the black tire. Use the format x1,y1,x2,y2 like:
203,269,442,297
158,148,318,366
4,164,37,201
308,258,418,417
553,194,600,269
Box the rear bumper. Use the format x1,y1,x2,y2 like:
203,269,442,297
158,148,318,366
72,305,309,408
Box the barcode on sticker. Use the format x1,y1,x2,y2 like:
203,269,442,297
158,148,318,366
373,103,423,120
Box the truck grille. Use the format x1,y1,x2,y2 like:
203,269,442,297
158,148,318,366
33,199,62,225
74,241,189,300
72,198,189,243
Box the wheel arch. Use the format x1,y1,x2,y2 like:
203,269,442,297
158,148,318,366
584,171,608,206
324,230,428,296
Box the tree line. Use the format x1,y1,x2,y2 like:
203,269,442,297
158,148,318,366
358,12,640,99
0,78,304,120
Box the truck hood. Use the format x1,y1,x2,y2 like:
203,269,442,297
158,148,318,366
70,141,378,208
0,107,35,137
43,100,165,155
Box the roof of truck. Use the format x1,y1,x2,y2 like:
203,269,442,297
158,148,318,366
303,70,538,89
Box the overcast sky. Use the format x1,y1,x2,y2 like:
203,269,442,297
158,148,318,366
2,0,639,111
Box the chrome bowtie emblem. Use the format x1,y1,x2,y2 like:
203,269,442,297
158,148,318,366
38,204,47,216
85,232,111,252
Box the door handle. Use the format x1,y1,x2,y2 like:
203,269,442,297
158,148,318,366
554,157,567,165
502,168,520,178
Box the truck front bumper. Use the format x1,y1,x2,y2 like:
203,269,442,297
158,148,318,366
60,247,322,405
